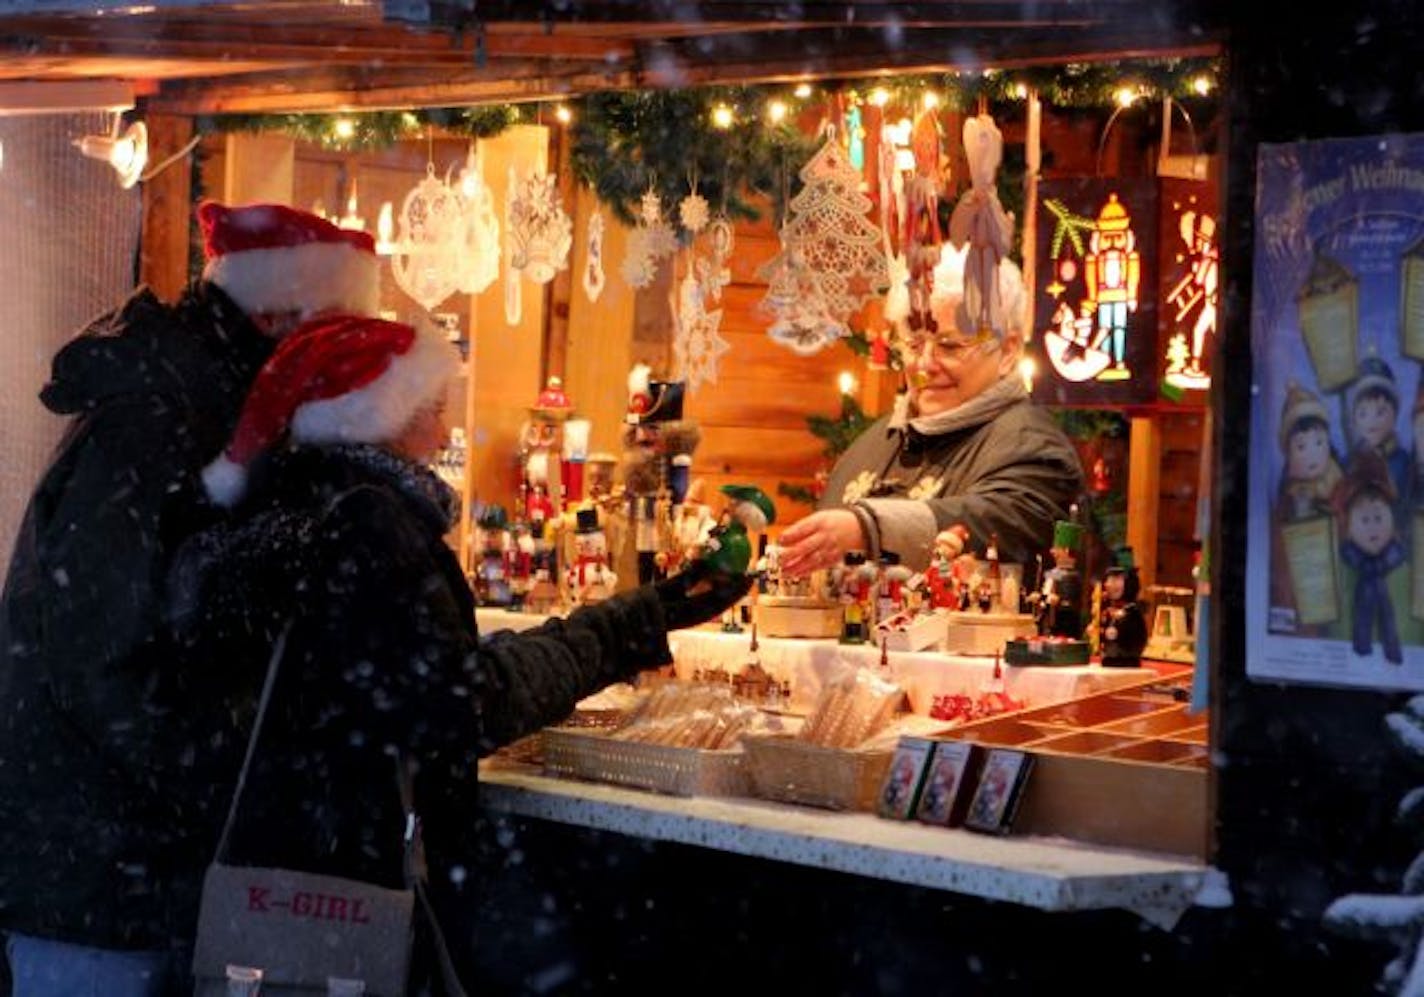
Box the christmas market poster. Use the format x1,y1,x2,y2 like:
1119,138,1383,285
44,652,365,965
1248,132,1424,691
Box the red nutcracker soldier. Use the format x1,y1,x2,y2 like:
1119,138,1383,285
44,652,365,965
520,375,577,529
1084,193,1141,381
507,521,535,611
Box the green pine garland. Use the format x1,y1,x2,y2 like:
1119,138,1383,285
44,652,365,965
568,88,816,229
198,105,521,152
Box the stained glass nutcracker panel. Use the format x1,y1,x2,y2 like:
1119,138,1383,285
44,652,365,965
1032,177,1160,407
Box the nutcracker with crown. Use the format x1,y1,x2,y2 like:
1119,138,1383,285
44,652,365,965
621,363,701,583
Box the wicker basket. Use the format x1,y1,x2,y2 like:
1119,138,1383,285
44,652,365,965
742,735,894,812
542,727,748,797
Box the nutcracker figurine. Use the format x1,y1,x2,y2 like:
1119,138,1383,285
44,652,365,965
1033,518,1086,638
622,363,700,583
1099,548,1149,667
1084,193,1141,381
702,484,777,576
836,551,878,644
925,524,970,609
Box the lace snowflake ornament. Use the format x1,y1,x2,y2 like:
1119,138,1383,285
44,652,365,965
673,270,729,393
390,163,466,311
582,210,606,302
454,146,500,295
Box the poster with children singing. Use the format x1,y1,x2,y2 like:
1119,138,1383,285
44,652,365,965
1248,132,1424,691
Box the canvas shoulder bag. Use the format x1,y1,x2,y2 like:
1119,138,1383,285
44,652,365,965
192,621,418,996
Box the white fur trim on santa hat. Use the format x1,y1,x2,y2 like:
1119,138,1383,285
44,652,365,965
205,240,381,319
202,453,249,508
290,318,457,447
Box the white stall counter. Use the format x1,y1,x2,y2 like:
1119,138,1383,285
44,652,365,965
478,763,1213,930
475,608,1156,715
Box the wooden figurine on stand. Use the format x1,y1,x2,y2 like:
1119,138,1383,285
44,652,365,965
566,507,617,606
703,483,775,631
1099,547,1149,667
1033,518,1086,638
621,363,701,584
836,551,877,644
926,524,970,609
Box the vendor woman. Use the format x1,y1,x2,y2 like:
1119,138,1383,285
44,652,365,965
779,244,1083,575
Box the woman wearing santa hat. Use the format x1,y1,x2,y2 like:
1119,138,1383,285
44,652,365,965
166,313,748,993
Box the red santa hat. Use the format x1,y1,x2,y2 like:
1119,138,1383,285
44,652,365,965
198,201,381,321
202,314,456,507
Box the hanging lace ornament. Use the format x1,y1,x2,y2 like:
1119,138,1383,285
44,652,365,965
507,166,572,285
696,216,734,303
582,209,606,302
882,252,911,325
758,133,889,331
455,145,500,295
390,163,466,311
679,191,710,235
761,239,846,356
673,268,729,392
947,113,1015,337
621,190,677,290
503,166,522,325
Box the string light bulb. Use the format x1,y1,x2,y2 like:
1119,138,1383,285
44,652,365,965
838,371,857,396
870,87,890,108
1013,82,1030,100
1114,86,1140,109
794,83,813,99
1192,75,1213,96
711,104,735,129
332,117,356,141
767,99,788,124
554,104,573,125
922,91,940,110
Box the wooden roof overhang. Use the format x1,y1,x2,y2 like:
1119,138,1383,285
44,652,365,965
0,1,1223,114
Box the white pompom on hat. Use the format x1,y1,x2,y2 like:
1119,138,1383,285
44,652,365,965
198,200,381,321
202,314,457,507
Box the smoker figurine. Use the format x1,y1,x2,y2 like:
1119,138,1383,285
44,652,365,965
1099,549,1149,667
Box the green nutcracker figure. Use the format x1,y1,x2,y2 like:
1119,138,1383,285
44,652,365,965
701,484,776,576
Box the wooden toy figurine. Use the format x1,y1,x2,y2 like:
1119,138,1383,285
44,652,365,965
701,484,776,576
1099,548,1149,667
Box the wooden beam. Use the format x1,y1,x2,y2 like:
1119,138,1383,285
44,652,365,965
139,112,193,302
1127,415,1162,589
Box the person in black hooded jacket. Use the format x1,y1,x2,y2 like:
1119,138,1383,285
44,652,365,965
167,314,749,995
0,202,384,994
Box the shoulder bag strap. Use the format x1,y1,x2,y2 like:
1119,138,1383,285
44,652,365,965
396,758,469,997
211,618,293,864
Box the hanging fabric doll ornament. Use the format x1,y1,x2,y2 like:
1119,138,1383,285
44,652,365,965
455,145,500,295
507,166,572,285
758,129,888,344
390,163,466,311
582,209,606,302
621,189,677,290
948,112,1014,336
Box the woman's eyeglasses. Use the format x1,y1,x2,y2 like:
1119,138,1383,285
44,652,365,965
900,332,998,362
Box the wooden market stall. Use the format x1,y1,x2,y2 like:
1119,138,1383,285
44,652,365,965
0,2,1275,992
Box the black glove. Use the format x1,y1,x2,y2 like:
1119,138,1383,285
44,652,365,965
653,559,754,631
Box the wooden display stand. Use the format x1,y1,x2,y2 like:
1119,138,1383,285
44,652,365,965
945,674,1207,857
757,596,843,639
942,611,1037,655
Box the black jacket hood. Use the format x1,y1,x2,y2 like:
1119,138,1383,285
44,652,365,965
40,282,269,419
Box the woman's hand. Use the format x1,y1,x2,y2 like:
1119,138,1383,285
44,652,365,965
777,509,867,578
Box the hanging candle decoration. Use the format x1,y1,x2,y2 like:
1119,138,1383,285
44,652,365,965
390,163,467,312
697,216,735,303
455,145,501,295
582,210,607,302
507,166,572,285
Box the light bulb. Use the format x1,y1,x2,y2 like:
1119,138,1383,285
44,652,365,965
555,104,572,124
870,87,890,108
333,118,356,140
1019,356,1037,393
767,100,788,124
838,371,857,396
794,83,812,99
922,91,940,110
1114,86,1139,108
1192,75,1212,96
711,104,735,129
